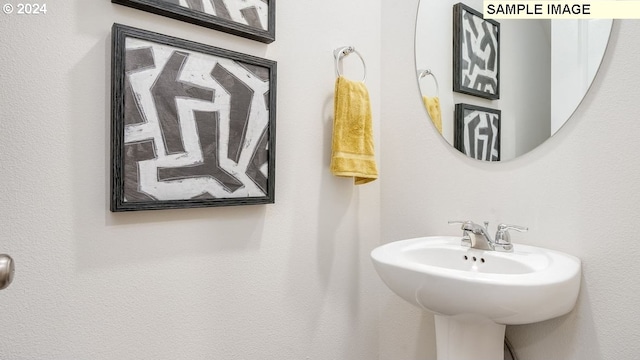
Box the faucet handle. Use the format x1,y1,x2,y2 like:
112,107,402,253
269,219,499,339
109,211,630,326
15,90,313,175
497,224,528,233
494,224,528,251
448,220,467,225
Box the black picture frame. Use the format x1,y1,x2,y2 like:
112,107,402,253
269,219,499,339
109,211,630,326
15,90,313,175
112,0,276,44
453,2,500,100
454,103,501,161
111,23,277,212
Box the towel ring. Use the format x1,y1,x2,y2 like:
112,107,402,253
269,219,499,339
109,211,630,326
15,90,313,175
418,69,439,97
334,46,367,83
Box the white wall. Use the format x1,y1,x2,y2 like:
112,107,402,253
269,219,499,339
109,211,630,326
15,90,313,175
0,1,382,359
382,1,640,359
505,19,551,158
551,19,613,135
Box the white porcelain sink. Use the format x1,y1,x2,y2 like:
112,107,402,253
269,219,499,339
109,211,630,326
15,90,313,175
371,236,581,360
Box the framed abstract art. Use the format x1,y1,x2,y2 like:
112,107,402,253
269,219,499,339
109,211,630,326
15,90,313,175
453,2,500,100
454,103,501,161
112,0,276,43
110,24,277,211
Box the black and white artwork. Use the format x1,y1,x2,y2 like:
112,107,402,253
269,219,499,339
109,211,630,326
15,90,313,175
453,2,500,100
454,103,500,161
112,0,275,43
111,24,277,211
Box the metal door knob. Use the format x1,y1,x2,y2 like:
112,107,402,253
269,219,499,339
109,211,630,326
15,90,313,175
0,254,15,290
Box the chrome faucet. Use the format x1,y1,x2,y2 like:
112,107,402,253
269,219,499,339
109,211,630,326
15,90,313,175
448,221,528,252
461,221,494,250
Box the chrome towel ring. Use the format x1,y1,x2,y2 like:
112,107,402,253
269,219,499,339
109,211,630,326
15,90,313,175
0,254,14,290
418,69,440,97
334,46,367,83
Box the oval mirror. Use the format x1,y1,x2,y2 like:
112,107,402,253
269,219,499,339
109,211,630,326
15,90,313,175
415,0,612,161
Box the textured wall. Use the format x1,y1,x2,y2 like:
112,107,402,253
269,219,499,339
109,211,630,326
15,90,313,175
381,1,640,359
0,1,381,359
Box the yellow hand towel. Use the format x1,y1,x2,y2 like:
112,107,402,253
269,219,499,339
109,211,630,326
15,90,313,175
331,76,378,185
423,96,442,134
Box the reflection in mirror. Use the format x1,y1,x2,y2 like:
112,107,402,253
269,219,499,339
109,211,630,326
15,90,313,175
415,0,612,162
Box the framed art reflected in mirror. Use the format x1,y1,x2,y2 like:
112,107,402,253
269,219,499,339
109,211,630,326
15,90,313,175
453,2,500,100
416,0,613,162
454,103,501,162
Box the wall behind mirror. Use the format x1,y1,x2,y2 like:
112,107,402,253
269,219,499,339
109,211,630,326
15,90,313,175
415,0,612,161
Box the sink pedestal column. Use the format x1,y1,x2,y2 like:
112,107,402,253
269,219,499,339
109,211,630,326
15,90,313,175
434,315,505,360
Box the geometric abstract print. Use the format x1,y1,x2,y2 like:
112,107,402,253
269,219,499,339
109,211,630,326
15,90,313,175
455,105,501,162
161,0,269,31
123,37,271,202
460,8,499,97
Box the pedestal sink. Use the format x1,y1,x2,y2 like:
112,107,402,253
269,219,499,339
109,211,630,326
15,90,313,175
371,236,581,360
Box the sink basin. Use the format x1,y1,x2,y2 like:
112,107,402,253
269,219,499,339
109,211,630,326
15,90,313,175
371,236,581,360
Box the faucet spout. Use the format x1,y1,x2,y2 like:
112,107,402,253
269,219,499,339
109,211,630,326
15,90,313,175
460,221,494,250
